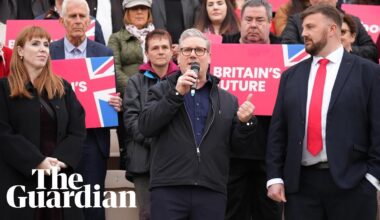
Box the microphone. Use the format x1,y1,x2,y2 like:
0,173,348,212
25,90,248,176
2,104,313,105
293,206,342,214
190,62,200,97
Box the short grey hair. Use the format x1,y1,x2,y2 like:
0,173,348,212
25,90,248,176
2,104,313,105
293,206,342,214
61,0,90,17
241,0,273,21
179,28,210,51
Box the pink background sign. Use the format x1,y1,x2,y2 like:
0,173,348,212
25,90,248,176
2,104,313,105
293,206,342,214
270,0,287,11
341,4,380,42
51,57,118,128
210,44,309,116
5,19,95,48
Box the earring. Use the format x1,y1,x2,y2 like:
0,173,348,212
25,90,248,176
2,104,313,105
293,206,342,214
20,56,23,60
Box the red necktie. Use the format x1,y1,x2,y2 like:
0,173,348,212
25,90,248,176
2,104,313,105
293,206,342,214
307,58,329,156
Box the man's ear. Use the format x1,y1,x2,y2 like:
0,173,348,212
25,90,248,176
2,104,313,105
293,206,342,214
59,17,64,25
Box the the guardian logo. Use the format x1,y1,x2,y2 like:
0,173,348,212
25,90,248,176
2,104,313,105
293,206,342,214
6,167,136,208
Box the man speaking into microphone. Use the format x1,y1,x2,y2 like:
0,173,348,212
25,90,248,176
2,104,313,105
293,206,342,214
139,28,257,220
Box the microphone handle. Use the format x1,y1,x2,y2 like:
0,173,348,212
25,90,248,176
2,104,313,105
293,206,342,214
191,76,197,96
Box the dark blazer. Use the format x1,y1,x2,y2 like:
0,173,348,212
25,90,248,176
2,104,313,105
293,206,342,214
266,51,380,193
0,79,85,219
281,13,379,63
49,38,113,158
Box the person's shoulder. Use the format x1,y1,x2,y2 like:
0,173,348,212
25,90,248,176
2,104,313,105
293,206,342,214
50,38,64,46
222,33,240,43
109,28,133,41
87,39,113,55
345,52,380,71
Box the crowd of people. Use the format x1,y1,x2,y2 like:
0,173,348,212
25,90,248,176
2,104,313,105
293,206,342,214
0,0,380,220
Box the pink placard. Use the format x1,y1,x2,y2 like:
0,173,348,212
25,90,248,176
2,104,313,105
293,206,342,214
51,57,118,128
269,0,288,11
204,33,223,44
5,20,95,48
210,44,309,115
341,4,380,42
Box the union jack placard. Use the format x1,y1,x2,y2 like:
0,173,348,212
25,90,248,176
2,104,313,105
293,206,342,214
210,44,309,115
51,57,118,128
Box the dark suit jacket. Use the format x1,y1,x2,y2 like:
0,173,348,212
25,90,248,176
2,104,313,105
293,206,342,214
281,13,379,63
0,79,85,219
266,51,380,193
50,38,113,158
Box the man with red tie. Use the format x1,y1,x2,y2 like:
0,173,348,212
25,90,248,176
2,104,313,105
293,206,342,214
266,4,380,220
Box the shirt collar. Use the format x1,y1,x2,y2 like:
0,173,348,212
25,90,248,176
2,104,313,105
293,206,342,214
64,37,87,54
312,45,344,67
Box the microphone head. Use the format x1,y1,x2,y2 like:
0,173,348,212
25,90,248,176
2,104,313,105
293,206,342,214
190,62,200,73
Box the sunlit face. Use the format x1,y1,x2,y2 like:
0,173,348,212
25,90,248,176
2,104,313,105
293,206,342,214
309,0,337,7
60,2,90,42
341,22,356,50
206,0,227,25
177,37,210,78
127,5,150,29
240,6,271,44
18,37,50,70
146,37,173,69
302,13,330,56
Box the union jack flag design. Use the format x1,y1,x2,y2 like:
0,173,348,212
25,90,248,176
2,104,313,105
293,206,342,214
85,19,96,41
51,57,118,128
282,44,310,67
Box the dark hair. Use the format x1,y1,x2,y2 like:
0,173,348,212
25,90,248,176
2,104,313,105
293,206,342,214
194,0,240,35
241,0,273,21
342,14,356,34
289,0,310,15
301,4,342,28
145,29,173,51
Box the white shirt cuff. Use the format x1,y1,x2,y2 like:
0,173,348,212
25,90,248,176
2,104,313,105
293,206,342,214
365,173,380,191
267,178,284,189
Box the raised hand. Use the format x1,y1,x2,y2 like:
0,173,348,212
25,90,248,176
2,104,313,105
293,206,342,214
175,69,198,95
237,94,255,123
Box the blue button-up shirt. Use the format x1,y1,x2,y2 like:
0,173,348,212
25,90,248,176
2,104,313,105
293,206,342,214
184,77,212,146
64,37,87,59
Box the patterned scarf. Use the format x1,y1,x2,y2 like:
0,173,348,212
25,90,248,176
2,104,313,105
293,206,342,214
125,23,155,63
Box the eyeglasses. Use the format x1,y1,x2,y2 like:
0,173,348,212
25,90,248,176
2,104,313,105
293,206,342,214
180,47,208,56
341,29,351,35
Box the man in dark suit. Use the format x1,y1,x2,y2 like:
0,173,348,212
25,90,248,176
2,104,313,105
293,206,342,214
266,4,380,220
222,1,282,220
49,0,122,220
280,0,378,63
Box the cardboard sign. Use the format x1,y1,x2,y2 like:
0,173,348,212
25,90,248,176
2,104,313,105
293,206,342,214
342,4,380,42
51,57,118,128
5,19,95,48
210,44,309,115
